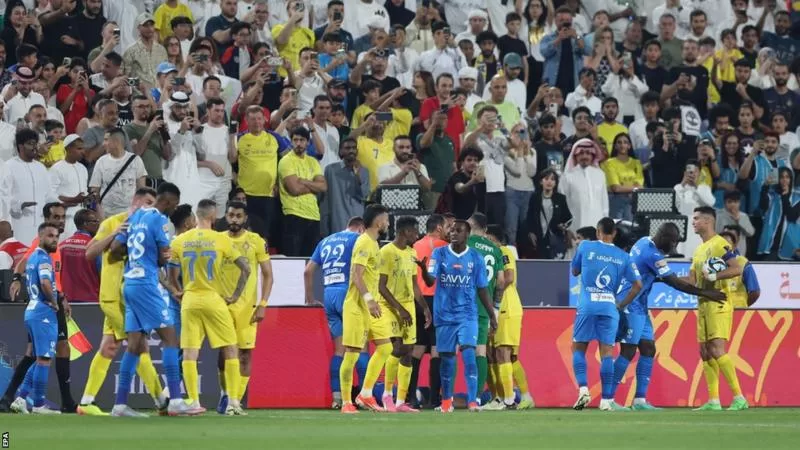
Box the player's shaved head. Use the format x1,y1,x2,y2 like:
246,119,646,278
346,216,365,231
596,217,616,243
468,212,488,233
653,222,680,254
426,214,445,233
196,199,218,221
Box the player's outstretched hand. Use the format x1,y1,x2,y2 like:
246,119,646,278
398,308,413,327
367,300,382,318
703,289,726,303
251,305,266,324
423,308,432,329
414,257,428,269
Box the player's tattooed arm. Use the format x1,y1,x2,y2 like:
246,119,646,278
617,279,643,310
227,256,252,304
478,287,497,331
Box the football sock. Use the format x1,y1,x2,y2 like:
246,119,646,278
429,357,441,406
499,362,514,404
703,359,720,400
476,356,488,399
461,348,478,404
356,352,370,387
383,355,400,395
162,347,182,402
716,354,742,397
55,357,75,407
360,343,392,397
612,355,631,397
82,353,112,403
137,353,163,400
239,376,250,402
406,357,421,404
4,355,34,401
17,363,35,399
439,355,455,400
396,363,412,405
488,362,500,398
572,351,587,387
338,352,360,404
182,360,199,402
32,364,50,408
114,352,140,405
635,356,654,399
330,355,343,395
224,359,240,403
512,360,530,396
600,356,614,400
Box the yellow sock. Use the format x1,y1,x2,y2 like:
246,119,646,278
182,360,199,402
512,360,529,395
489,362,501,398
238,375,250,402
703,359,720,400
83,352,112,399
384,355,400,394
361,343,392,394
224,359,240,403
137,353,163,399
339,352,360,404
716,354,742,397
396,363,412,403
499,362,514,402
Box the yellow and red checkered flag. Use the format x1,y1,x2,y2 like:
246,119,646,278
67,318,93,361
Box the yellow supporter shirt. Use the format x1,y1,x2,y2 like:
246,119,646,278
356,135,394,191
97,212,128,303
278,150,323,220
171,228,241,304
153,3,194,42
221,231,269,307
602,157,644,188
351,104,373,130
378,242,416,306
384,108,412,143
40,142,65,168
344,233,380,308
500,246,523,316
691,234,734,313
271,25,315,76
237,131,280,197
597,122,629,154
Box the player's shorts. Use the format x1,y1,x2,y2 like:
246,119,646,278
228,301,257,349
368,302,398,341
123,282,174,334
415,296,436,348
182,293,237,349
436,320,478,354
573,313,618,346
617,312,654,345
25,315,58,358
323,287,347,338
389,302,416,345
477,314,489,346
494,312,522,349
100,299,127,340
697,301,733,343
342,300,369,349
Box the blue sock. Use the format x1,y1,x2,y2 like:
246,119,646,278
17,363,36,399
162,347,182,401
330,355,343,394
439,355,455,400
32,364,49,407
572,351,587,387
635,356,654,399
600,356,614,400
115,352,140,405
612,356,631,396
356,352,369,387
461,348,478,404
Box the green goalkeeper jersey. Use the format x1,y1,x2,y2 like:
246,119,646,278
467,234,504,317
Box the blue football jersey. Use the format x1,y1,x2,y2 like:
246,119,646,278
310,231,359,290
571,240,641,316
742,262,759,293
116,208,171,284
618,237,674,315
24,248,56,320
430,245,488,326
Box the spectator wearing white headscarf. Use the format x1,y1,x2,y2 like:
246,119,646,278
559,138,609,230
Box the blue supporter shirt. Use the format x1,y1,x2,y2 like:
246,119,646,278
116,208,171,285
571,240,641,316
742,261,760,294
430,245,488,326
310,230,360,291
24,248,56,321
618,237,673,315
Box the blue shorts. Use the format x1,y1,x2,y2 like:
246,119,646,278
617,312,654,345
435,321,479,354
25,316,58,358
573,313,618,346
324,288,347,338
124,282,174,333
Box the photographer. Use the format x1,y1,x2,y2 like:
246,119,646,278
164,92,205,210
601,53,649,126
56,58,95,134
650,107,696,188
540,7,590,96
463,105,509,229
739,133,789,216
674,159,715,255
124,95,173,189
377,135,432,190
294,47,331,112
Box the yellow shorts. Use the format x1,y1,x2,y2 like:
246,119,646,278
368,302,403,342
228,303,258,350
342,300,370,349
181,295,237,350
388,302,416,345
100,300,126,341
697,301,733,343
494,312,522,349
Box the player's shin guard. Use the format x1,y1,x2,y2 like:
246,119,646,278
339,352,360,404
634,356,654,399
716,354,742,397
572,351,588,387
162,347,182,401
238,376,250,402
396,363,412,405
137,353,163,400
182,361,199,401
499,362,514,404
224,359,240,403
330,355,344,395
439,355,455,400
429,357,441,406
55,357,75,407
461,348,478,404
114,352,140,405
600,356,614,400
361,343,392,396
384,355,400,394
4,355,34,401
82,353,112,402
476,356,488,400
407,357,420,404
356,352,369,388
702,359,720,400
612,356,631,397
32,364,50,408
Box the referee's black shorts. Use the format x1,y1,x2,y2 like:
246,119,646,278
415,296,436,350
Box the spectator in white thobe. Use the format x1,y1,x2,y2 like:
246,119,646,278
559,138,609,230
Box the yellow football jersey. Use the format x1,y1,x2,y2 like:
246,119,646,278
726,254,750,309
97,212,128,303
691,234,733,312
500,246,523,315
345,234,380,307
378,242,416,306
170,229,242,299
221,231,270,306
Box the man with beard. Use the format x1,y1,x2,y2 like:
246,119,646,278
378,135,432,190
661,39,710,119
561,107,597,157
712,58,766,116
321,139,370,235
350,113,395,191
311,96,341,169
759,10,800,65
763,64,800,130
474,31,502,92
739,132,791,216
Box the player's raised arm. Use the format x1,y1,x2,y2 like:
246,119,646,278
303,260,321,306
414,256,435,287
661,274,726,302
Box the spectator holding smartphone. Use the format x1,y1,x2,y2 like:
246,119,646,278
757,167,800,260
57,58,95,134
739,133,789,215
674,159,715,255
273,0,316,75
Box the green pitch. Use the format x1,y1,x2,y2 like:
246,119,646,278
3,409,800,449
